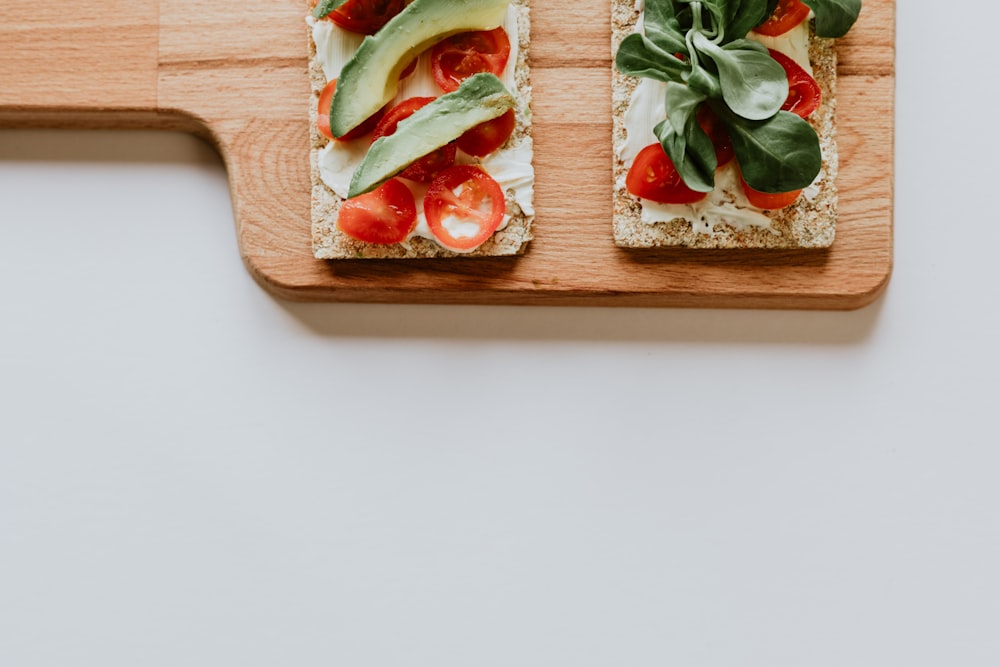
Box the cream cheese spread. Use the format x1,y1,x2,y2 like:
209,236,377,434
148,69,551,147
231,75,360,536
620,17,815,235
310,4,533,248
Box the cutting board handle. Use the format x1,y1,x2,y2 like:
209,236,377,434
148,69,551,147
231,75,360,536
0,2,161,128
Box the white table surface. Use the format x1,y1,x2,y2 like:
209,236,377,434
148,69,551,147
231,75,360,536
3,4,999,666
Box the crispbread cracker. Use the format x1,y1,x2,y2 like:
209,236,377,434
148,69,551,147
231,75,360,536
310,0,533,259
611,2,839,249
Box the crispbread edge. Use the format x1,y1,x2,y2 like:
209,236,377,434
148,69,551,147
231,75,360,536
310,0,534,259
611,2,839,249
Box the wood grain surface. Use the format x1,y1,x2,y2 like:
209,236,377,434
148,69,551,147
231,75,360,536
0,0,895,308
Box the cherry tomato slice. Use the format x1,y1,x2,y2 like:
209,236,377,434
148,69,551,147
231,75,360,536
431,27,511,93
424,165,506,252
372,97,457,182
754,0,811,36
696,104,734,168
457,109,515,157
398,57,417,80
317,79,384,141
626,144,707,205
768,49,821,118
740,175,802,209
326,0,406,35
337,178,417,244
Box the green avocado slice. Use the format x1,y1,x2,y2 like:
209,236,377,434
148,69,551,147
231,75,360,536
330,0,511,138
312,0,349,19
348,73,515,198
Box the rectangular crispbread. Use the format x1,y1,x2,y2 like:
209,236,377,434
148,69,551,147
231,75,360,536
310,0,533,259
611,2,839,249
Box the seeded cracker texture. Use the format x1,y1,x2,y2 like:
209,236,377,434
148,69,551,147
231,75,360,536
611,1,839,249
310,0,534,259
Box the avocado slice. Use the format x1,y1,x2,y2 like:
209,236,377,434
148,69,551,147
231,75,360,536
348,73,515,198
330,0,511,138
312,0,348,19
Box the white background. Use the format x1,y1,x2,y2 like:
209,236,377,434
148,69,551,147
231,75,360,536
3,3,999,666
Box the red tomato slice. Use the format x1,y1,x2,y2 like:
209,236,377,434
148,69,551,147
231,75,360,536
337,178,417,244
457,109,515,157
696,104,734,168
326,0,406,35
740,175,802,209
398,57,417,80
424,165,506,252
430,27,511,93
768,49,821,118
626,144,707,205
754,0,811,36
372,97,457,182
317,79,384,141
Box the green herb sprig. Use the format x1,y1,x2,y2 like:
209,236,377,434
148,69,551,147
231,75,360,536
615,0,860,194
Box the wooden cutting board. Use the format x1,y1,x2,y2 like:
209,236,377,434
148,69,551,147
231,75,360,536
0,0,894,308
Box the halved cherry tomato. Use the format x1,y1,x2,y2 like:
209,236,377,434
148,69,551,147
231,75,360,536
424,165,506,252
457,109,515,157
398,57,417,80
768,49,821,118
740,175,802,209
626,144,707,205
696,104,734,168
325,0,405,35
430,27,511,93
317,79,385,141
372,97,457,182
754,0,811,36
337,178,417,244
